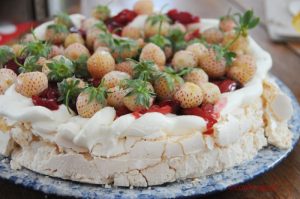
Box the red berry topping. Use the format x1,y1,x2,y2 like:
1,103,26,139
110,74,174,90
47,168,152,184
39,87,59,100
158,100,181,114
145,105,172,114
167,9,200,25
5,58,25,74
184,29,200,41
112,9,137,26
182,103,218,133
132,111,142,119
106,9,137,35
214,79,238,93
116,106,131,117
32,96,59,110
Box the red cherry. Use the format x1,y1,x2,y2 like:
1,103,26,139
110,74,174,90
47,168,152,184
39,87,59,100
167,9,200,25
215,79,238,93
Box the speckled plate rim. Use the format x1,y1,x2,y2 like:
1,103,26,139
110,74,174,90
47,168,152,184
0,76,299,199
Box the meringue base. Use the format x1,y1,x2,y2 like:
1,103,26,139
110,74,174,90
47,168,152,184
0,79,292,187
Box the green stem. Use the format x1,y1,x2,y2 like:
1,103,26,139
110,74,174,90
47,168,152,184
224,30,241,50
65,89,72,114
13,56,23,68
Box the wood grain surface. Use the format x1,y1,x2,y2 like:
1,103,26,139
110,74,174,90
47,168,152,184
0,0,299,198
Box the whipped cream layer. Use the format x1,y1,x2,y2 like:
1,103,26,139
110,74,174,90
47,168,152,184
0,15,274,154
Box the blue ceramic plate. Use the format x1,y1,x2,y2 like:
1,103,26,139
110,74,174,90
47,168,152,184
0,76,299,198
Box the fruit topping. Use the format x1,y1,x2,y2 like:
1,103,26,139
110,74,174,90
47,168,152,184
167,9,200,25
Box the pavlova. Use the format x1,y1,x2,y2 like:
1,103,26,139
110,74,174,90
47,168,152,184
0,0,293,187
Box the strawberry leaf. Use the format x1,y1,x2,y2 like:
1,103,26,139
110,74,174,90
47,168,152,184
0,46,15,67
72,55,91,79
47,24,69,34
54,12,73,28
18,56,42,73
84,82,108,105
21,39,51,58
129,59,159,82
58,78,84,113
124,79,156,109
148,34,171,49
47,57,74,82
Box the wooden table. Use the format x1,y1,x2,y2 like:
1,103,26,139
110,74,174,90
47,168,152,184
1,0,300,198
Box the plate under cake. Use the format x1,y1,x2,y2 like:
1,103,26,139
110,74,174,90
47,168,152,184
0,0,295,188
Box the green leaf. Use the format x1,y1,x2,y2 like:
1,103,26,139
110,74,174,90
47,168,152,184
54,12,73,28
72,55,91,79
47,57,74,82
130,59,159,82
18,56,42,73
83,82,108,105
99,32,139,61
58,78,84,112
21,40,51,58
47,24,69,34
124,79,155,109
148,34,171,49
0,46,14,67
93,21,108,32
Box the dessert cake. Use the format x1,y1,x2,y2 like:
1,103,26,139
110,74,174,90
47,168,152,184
0,0,294,187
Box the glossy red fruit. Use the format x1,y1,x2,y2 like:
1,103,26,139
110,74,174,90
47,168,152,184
132,111,142,119
184,29,200,41
214,79,238,93
167,9,200,25
32,96,59,110
90,78,101,87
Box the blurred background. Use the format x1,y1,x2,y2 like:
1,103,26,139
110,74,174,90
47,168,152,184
1,0,300,44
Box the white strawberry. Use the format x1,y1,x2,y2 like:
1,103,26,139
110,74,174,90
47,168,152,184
202,27,224,44
107,86,129,108
219,16,236,32
222,31,249,55
102,71,131,89
200,48,226,78
172,50,197,71
87,51,115,79
15,72,48,97
76,84,107,118
64,33,85,48
81,18,99,32
227,54,257,85
121,26,143,39
183,68,208,86
0,69,17,95
186,43,208,66
199,82,221,104
76,92,105,118
134,0,154,15
174,82,203,108
140,43,166,66
123,80,155,112
64,43,90,61
144,14,170,37
48,45,64,59
115,61,135,76
154,68,184,100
